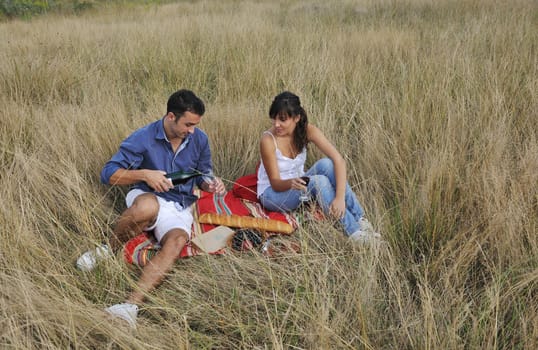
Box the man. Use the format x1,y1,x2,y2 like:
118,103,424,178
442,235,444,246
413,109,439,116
77,89,225,327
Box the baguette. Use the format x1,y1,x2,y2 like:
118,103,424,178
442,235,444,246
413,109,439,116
198,213,294,234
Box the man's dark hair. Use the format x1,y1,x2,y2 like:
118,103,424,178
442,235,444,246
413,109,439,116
167,89,205,118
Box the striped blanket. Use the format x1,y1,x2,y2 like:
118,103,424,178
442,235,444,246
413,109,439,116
123,190,299,267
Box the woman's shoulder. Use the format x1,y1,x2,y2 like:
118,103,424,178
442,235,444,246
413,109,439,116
260,130,276,142
306,122,319,130
306,123,323,139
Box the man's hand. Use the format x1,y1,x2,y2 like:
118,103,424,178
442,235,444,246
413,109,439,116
204,177,226,196
145,170,174,192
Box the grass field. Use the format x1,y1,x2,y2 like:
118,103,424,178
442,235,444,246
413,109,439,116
1,0,537,348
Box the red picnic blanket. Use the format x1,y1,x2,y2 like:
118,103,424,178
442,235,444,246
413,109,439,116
123,190,299,267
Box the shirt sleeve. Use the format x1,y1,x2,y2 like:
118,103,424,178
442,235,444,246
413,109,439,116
100,133,145,184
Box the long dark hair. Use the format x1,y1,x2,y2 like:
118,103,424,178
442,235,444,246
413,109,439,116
269,91,308,153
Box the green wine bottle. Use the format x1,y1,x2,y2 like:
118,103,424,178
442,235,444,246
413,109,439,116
166,170,201,186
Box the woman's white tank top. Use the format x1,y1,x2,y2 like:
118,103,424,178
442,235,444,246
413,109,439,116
257,131,307,197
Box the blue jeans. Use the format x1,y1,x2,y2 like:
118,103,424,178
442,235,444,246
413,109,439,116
259,158,364,235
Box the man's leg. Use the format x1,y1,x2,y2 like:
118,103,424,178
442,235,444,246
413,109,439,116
104,197,191,327
126,228,188,305
110,193,159,251
76,192,159,272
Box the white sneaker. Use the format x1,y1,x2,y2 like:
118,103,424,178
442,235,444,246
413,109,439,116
349,218,382,243
76,244,113,271
105,303,138,328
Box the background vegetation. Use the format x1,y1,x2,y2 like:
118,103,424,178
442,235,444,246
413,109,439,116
0,0,177,19
1,0,537,348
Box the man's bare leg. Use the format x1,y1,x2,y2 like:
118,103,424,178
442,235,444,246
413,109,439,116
127,229,188,305
110,193,159,251
103,196,188,327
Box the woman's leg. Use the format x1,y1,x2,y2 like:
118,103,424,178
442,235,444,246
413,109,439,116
259,187,303,212
306,158,365,222
307,174,359,235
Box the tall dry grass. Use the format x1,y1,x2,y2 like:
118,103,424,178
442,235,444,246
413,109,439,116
1,0,537,348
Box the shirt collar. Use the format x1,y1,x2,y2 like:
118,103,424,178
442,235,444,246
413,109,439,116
157,116,192,148
156,117,167,141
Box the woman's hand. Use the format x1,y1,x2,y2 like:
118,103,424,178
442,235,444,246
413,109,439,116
329,198,346,219
290,177,308,191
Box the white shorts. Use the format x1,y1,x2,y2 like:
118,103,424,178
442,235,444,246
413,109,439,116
125,189,193,242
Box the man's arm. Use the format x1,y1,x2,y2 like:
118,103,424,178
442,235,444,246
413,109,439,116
108,168,174,193
100,129,173,193
194,131,226,195
101,132,145,185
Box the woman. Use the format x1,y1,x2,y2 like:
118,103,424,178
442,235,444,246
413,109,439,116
257,91,380,242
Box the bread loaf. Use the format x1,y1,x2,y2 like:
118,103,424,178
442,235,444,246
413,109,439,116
198,213,294,234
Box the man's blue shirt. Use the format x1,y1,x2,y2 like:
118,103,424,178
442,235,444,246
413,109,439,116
101,117,213,208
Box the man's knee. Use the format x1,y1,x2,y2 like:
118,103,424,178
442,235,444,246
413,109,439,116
127,194,159,221
160,229,189,255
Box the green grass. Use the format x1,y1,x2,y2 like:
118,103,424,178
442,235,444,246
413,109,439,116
1,0,537,348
